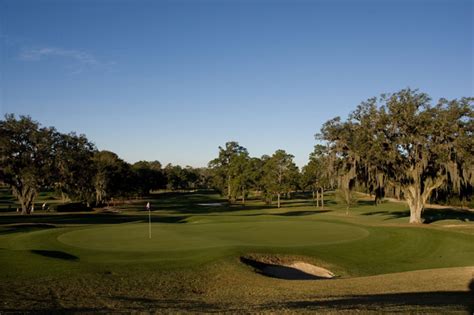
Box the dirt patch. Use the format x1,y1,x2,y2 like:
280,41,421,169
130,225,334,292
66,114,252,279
241,255,336,280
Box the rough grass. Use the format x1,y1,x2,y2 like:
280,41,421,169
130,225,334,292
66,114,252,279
0,190,473,313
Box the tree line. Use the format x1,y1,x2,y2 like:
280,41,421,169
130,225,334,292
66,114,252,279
0,114,211,213
1,89,472,222
207,142,332,208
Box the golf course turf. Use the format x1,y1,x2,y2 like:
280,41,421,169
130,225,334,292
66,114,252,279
0,191,473,313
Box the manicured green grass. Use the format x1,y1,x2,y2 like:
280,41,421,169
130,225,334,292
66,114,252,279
0,190,473,274
0,190,473,312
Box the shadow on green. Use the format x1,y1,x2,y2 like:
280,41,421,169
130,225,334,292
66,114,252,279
362,207,474,224
30,249,79,261
0,214,189,225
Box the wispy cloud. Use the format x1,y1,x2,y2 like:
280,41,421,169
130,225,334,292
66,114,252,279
20,47,98,64
19,46,112,74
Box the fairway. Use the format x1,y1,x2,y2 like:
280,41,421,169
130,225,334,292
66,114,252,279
1,192,473,313
58,220,369,252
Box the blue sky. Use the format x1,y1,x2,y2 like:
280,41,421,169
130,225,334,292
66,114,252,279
1,0,472,167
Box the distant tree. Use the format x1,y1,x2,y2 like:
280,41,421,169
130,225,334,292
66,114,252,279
163,164,210,191
0,115,55,214
262,150,299,208
194,167,213,189
248,157,265,195
319,89,474,223
301,145,332,207
256,155,272,203
228,152,255,204
132,160,166,195
164,164,184,190
209,142,248,202
53,132,96,204
318,115,360,213
93,151,132,205
183,166,200,189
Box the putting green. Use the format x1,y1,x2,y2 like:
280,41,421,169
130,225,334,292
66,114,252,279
58,220,369,252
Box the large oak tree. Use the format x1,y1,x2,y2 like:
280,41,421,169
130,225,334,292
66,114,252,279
0,114,96,213
319,89,473,223
0,115,54,213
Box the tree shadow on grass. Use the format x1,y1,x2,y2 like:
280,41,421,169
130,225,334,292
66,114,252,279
362,210,393,216
362,210,410,219
357,200,377,206
275,210,333,217
140,191,338,215
109,296,217,312
423,208,474,224
263,288,474,312
0,213,189,226
362,207,474,224
30,249,79,261
176,202,310,214
156,200,324,215
0,223,57,235
239,210,333,217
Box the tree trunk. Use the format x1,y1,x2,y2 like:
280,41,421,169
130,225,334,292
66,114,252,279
343,187,352,211
403,177,444,224
374,187,384,205
405,190,424,224
96,188,104,205
61,191,70,203
277,193,281,208
21,196,34,214
227,175,231,202
12,185,36,215
19,196,32,214
312,190,315,206
242,188,245,205
407,198,423,223
395,186,401,201
321,188,324,208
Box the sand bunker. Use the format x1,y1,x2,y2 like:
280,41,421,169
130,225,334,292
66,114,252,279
197,203,224,207
241,256,336,280
287,262,335,278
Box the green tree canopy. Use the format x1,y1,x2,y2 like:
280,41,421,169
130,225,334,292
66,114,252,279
301,144,332,207
0,115,54,213
0,114,97,212
132,160,166,194
262,149,299,208
53,132,96,204
319,89,474,223
208,141,248,202
93,150,133,205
